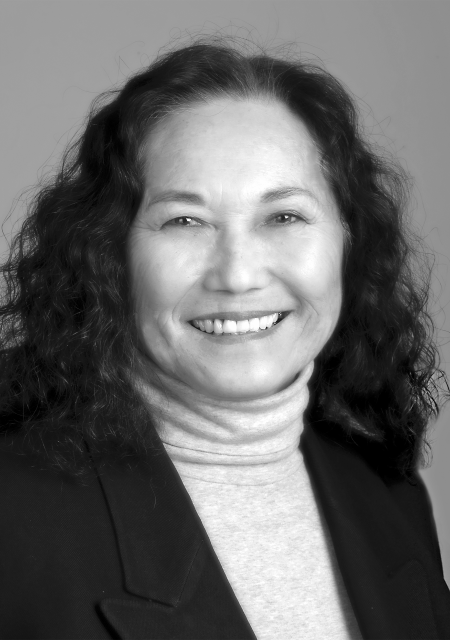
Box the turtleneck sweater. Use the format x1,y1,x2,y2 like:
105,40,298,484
133,356,362,640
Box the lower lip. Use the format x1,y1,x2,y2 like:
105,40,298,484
187,315,289,344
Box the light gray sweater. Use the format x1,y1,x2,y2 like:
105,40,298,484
134,358,363,640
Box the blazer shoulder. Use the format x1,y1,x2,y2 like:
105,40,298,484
0,430,103,530
388,469,444,574
303,421,445,574
0,432,126,639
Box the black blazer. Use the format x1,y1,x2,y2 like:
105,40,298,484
1,419,450,640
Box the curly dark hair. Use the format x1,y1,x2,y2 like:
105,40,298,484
1,34,448,481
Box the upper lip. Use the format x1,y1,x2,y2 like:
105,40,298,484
189,310,291,322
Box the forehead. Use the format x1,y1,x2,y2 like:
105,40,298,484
141,97,330,206
149,96,312,139
145,98,316,161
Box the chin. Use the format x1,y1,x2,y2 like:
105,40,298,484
191,373,292,401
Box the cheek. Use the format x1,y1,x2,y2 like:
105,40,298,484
127,232,194,321
288,234,343,314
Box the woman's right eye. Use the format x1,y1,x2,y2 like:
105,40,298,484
165,216,200,227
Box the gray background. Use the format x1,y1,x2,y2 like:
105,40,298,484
1,0,449,581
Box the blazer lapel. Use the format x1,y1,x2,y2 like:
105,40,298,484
300,419,450,640
95,434,256,640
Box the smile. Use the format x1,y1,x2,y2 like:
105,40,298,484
190,311,290,335
188,311,291,341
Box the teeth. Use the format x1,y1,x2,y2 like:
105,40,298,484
204,319,214,333
193,313,282,335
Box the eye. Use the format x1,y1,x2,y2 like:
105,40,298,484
271,212,306,225
164,212,306,228
165,216,201,227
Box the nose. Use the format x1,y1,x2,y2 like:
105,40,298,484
202,227,270,294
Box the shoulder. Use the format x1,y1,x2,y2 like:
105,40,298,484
388,469,444,573
302,420,444,573
0,431,125,637
0,430,96,501
0,430,108,549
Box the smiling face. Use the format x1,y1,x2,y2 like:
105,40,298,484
126,97,345,400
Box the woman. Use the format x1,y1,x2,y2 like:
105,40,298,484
0,35,449,639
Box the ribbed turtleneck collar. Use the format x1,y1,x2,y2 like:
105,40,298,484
133,356,315,486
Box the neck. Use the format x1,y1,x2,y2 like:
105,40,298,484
132,356,315,485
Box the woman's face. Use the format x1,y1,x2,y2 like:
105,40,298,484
127,97,345,400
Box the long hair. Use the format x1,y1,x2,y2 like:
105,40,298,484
1,35,448,480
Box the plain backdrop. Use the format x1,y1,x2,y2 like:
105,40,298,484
1,0,449,581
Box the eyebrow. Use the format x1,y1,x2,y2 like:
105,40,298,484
146,186,319,209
